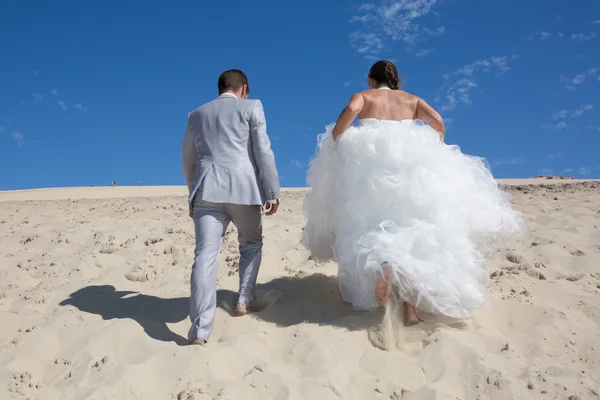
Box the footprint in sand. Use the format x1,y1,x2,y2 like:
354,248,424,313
570,249,586,257
8,371,41,396
505,251,526,264
218,289,281,316
529,237,555,247
125,261,161,283
92,356,110,371
225,255,240,276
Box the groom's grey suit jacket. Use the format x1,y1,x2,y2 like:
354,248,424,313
182,93,280,210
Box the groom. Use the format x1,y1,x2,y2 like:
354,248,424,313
182,69,280,345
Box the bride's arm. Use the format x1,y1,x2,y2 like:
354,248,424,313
331,94,365,141
415,98,445,142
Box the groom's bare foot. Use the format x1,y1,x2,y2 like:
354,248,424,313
235,303,252,316
404,302,419,326
189,338,206,346
375,263,393,305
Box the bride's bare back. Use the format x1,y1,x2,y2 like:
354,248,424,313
358,88,420,121
332,88,445,142
331,60,445,142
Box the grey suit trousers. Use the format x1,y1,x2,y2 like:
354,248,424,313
188,197,263,343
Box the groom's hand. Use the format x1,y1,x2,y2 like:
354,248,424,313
264,199,279,216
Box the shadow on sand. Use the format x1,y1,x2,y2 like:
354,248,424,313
59,273,387,346
217,273,384,331
59,285,190,346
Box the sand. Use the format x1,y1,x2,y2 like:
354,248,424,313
1,180,599,399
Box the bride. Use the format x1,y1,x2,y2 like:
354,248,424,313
301,60,525,325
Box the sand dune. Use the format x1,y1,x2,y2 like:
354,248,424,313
1,180,599,399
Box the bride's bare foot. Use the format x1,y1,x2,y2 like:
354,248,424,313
404,302,419,326
375,263,393,305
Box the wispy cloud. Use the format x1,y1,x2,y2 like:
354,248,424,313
548,152,562,160
56,101,67,111
530,30,598,41
531,30,553,40
33,93,43,101
492,155,525,167
552,104,593,120
344,81,352,87
570,32,597,41
72,103,88,112
559,68,599,90
50,89,59,97
579,166,591,176
585,124,600,131
349,0,445,59
290,158,306,168
12,132,25,147
0,126,4,133
414,48,433,57
435,55,517,112
543,104,594,131
592,20,600,25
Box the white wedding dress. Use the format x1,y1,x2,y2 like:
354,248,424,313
301,108,526,321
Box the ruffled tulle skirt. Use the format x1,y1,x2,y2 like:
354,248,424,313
301,119,525,320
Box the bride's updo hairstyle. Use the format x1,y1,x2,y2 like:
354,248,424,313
368,60,401,90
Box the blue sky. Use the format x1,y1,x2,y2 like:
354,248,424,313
1,0,599,190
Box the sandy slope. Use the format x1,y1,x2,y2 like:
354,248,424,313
0,180,599,399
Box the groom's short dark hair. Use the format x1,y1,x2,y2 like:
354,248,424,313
218,69,250,95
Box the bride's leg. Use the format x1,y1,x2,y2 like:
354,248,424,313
404,302,419,326
376,262,420,325
375,262,393,305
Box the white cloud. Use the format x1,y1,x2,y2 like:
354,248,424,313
551,109,569,120
572,104,593,118
544,104,594,131
436,55,517,111
571,32,597,41
552,104,593,120
291,159,306,168
12,132,24,147
558,69,599,90
344,81,352,87
539,168,553,174
73,103,88,112
50,89,59,96
33,93,43,103
540,31,552,40
57,101,67,111
592,20,600,25
555,121,568,130
414,48,433,57
573,74,586,85
0,126,4,133
548,153,562,160
350,32,384,59
585,124,600,131
492,155,525,167
350,0,445,58
579,166,591,176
